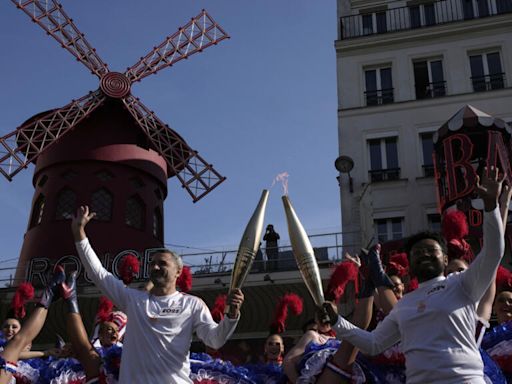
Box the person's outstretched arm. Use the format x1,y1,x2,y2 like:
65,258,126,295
327,302,400,356
194,289,243,350
461,167,505,302
71,206,128,310
477,183,512,321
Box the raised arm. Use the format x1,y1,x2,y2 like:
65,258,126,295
71,206,128,310
461,167,505,302
476,182,512,321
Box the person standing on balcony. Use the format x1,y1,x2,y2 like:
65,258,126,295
264,224,280,272
71,206,245,384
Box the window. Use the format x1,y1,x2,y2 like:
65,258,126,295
410,6,421,28
477,0,490,16
497,0,512,14
361,11,387,35
55,188,76,220
125,195,145,230
95,170,113,182
368,137,400,181
409,3,436,28
130,177,145,189
463,0,491,18
414,59,446,99
38,175,48,187
91,188,113,221
424,3,436,25
30,194,45,228
62,170,77,182
470,51,505,91
428,213,441,232
376,12,387,33
153,208,163,239
375,217,404,242
420,132,435,177
362,14,373,35
365,66,393,106
463,0,475,19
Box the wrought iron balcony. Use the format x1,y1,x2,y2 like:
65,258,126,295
415,81,447,99
422,164,435,177
471,73,506,91
339,0,512,40
365,88,394,106
369,168,401,182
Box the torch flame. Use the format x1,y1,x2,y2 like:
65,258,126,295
271,172,289,195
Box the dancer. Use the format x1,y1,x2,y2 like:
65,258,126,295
326,167,505,384
71,206,245,384
60,271,123,383
481,268,512,382
315,247,397,384
0,267,64,384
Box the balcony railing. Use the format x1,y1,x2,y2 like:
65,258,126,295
369,168,401,182
365,88,394,106
415,81,447,99
471,73,506,91
340,0,512,40
422,164,435,177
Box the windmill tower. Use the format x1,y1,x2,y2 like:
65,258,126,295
0,1,229,284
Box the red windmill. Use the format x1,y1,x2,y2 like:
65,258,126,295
0,1,229,284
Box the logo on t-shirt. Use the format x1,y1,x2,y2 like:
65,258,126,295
160,305,182,315
427,284,446,295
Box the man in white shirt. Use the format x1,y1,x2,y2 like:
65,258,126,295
325,167,505,384
71,206,244,384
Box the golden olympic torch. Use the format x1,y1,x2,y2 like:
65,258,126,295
229,190,270,292
282,195,325,307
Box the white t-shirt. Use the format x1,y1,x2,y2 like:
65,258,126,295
76,238,239,384
334,208,504,384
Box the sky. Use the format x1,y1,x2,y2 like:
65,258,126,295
0,1,341,278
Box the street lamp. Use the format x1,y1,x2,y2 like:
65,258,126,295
335,155,354,193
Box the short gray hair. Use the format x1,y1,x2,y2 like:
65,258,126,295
152,248,183,270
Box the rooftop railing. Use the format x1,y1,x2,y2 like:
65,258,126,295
340,0,512,40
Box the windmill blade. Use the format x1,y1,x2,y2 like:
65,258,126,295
122,95,226,202
125,10,229,83
0,90,106,180
12,0,108,78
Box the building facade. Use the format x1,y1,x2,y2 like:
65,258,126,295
335,0,512,250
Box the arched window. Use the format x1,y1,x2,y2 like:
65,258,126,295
55,188,76,220
125,195,145,230
95,170,113,182
30,194,45,228
37,174,48,187
153,208,163,239
91,188,113,221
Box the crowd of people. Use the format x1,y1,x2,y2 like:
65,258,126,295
0,167,511,383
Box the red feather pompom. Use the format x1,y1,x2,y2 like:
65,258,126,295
96,296,114,323
496,266,512,292
119,254,140,285
442,210,469,241
176,266,192,293
407,277,419,292
325,260,358,302
388,253,409,277
270,293,304,334
210,294,227,323
447,238,474,262
11,282,34,319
